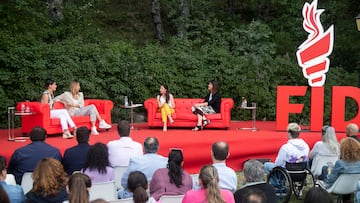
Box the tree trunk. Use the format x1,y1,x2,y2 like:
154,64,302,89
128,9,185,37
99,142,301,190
151,0,165,42
178,0,189,37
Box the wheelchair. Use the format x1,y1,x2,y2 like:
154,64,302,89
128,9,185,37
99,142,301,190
266,162,315,203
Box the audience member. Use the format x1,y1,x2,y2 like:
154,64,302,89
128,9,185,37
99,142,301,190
7,127,62,184
241,188,267,203
309,126,339,176
90,199,109,203
234,159,277,203
67,173,92,203
211,141,237,192
119,137,167,199
191,80,221,131
26,158,68,203
304,186,332,203
128,171,156,203
0,185,10,203
157,84,175,132
62,126,91,175
41,79,76,139
182,165,235,203
55,80,112,135
264,123,310,173
107,120,143,167
82,142,114,183
150,149,192,200
0,156,25,203
346,123,359,142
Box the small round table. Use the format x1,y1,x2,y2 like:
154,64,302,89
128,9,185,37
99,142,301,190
237,102,258,131
120,104,143,129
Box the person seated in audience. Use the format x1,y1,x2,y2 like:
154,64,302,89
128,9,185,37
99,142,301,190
241,189,267,203
304,186,332,203
0,156,25,203
62,126,91,175
0,185,10,203
150,149,192,201
41,79,76,139
346,123,359,142
264,122,310,173
55,80,112,135
234,159,277,203
119,137,167,199
211,141,237,192
90,199,109,203
82,142,114,183
127,171,156,203
26,158,68,203
182,165,235,203
191,80,221,131
107,120,143,167
7,126,62,185
318,137,360,203
309,125,339,176
157,84,175,132
67,173,92,203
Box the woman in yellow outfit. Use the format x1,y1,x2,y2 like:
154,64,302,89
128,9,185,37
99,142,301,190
157,84,175,132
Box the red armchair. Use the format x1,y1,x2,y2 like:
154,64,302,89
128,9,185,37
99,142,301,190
144,98,234,129
16,100,113,135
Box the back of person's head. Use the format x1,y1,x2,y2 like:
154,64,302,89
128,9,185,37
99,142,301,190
32,158,68,197
76,126,90,144
90,199,109,203
212,141,229,161
322,126,340,155
29,126,47,141
144,137,159,153
287,123,301,138
346,123,359,137
0,185,10,203
0,156,6,172
167,149,184,187
209,80,220,93
83,142,110,174
243,159,265,183
304,186,332,203
127,171,149,203
68,173,91,203
340,137,360,162
242,188,267,203
117,120,130,137
199,165,225,203
45,78,55,88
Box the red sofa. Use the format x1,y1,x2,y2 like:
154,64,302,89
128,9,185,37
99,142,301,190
16,100,114,135
144,98,234,129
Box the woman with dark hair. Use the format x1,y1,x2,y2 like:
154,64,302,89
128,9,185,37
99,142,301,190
182,165,234,203
127,171,155,203
191,80,221,131
157,84,175,132
150,149,192,200
82,143,114,183
67,173,92,203
26,158,68,203
41,79,77,139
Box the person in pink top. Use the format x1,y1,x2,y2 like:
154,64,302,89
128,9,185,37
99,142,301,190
182,165,235,203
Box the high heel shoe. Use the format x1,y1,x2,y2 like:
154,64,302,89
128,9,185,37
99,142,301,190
192,125,202,131
203,119,211,127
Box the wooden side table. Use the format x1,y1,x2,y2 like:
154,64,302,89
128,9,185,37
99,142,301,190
237,102,258,131
8,107,34,142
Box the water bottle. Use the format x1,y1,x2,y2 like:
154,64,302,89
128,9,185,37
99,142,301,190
124,96,129,107
241,97,247,108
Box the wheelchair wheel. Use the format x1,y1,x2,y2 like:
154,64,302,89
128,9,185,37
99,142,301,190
292,169,316,199
267,167,293,203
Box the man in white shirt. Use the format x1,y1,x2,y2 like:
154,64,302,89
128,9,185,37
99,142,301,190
107,120,143,167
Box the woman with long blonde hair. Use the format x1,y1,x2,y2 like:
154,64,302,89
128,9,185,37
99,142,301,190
67,173,92,203
182,165,234,203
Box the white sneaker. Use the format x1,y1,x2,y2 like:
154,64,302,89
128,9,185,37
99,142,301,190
91,127,99,135
99,120,112,129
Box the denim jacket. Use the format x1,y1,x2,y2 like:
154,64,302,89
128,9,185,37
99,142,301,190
324,160,360,185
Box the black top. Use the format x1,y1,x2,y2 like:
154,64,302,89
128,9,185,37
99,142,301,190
234,182,278,203
204,92,221,113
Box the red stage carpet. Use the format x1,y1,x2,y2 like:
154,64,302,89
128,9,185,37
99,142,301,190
0,121,346,174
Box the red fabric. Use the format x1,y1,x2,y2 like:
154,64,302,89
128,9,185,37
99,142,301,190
16,100,113,135
144,98,234,129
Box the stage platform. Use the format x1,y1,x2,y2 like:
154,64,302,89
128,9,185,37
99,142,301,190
0,121,347,174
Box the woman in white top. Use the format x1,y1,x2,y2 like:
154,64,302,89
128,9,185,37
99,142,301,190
55,80,112,135
41,79,76,139
309,126,340,176
157,84,175,132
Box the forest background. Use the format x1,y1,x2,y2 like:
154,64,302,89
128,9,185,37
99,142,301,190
0,0,359,128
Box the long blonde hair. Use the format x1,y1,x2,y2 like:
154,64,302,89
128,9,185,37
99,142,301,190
199,165,225,203
69,80,80,96
322,126,340,155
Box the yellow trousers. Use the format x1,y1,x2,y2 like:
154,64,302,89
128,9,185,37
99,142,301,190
159,103,175,123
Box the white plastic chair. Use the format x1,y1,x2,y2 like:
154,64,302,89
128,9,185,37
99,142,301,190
5,174,16,185
190,174,199,190
114,166,128,190
21,172,33,194
89,181,117,201
318,174,360,202
159,195,184,203
310,155,338,176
